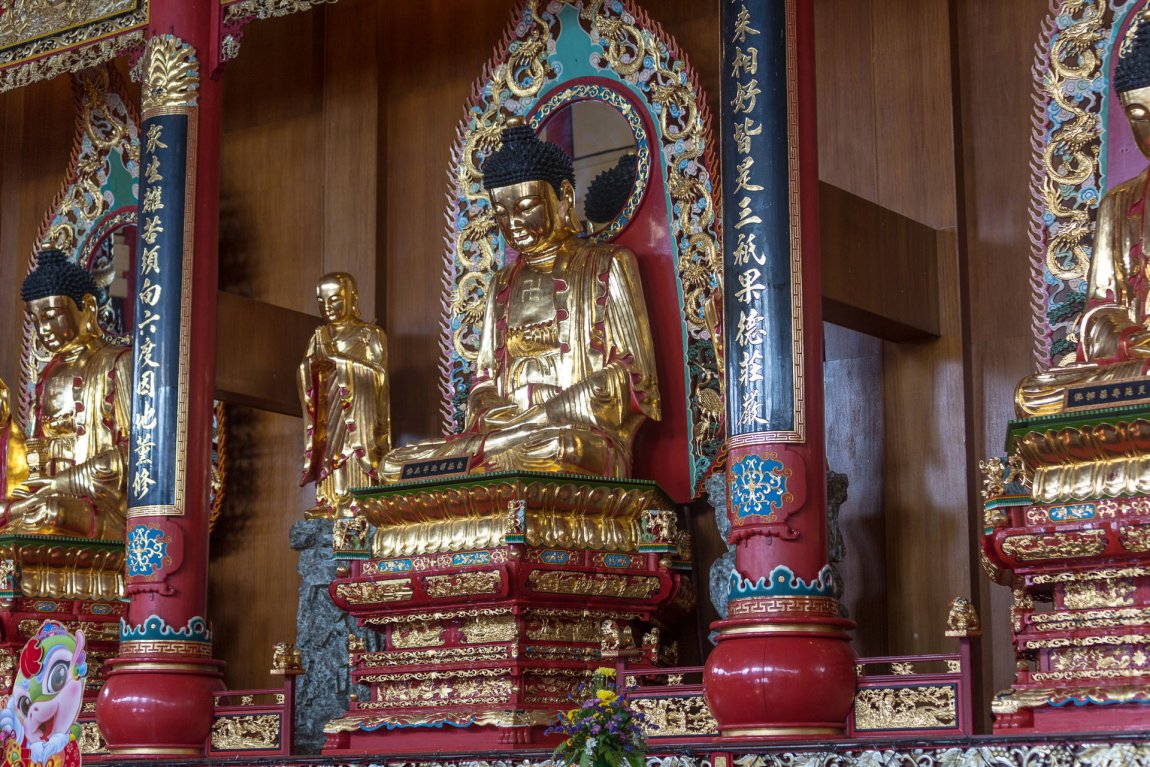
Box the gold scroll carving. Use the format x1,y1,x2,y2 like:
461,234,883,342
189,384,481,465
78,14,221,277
424,570,501,598
459,614,518,644
335,579,413,605
630,695,719,737
853,686,957,731
1000,529,1107,561
1064,579,1136,610
209,714,281,751
527,569,660,598
391,622,444,649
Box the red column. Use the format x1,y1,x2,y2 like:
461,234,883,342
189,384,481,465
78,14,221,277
96,0,224,756
703,0,856,738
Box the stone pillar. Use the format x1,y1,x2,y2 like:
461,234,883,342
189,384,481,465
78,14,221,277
96,0,225,756
702,0,857,738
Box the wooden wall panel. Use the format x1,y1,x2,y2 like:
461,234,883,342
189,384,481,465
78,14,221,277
824,324,888,657
814,0,969,658
814,0,879,201
881,230,969,654
207,407,307,691
954,0,1054,710
870,0,957,230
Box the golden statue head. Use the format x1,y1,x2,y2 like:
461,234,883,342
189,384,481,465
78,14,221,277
1117,17,1150,159
20,249,100,354
316,272,361,324
482,118,580,257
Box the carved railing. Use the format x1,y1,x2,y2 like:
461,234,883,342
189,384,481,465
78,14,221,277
619,634,975,741
206,677,298,757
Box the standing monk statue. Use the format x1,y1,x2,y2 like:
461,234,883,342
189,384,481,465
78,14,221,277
298,272,391,518
1018,21,1150,416
381,118,660,480
0,249,130,539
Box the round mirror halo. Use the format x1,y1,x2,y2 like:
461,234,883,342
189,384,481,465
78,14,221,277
531,83,651,241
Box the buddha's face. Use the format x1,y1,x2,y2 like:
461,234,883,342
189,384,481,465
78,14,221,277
317,278,355,323
1123,85,1150,159
490,180,572,255
27,295,87,354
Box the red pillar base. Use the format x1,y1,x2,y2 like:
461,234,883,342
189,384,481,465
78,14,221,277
704,617,857,738
97,657,225,756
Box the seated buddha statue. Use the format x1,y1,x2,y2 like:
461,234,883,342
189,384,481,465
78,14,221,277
297,272,391,518
0,250,130,539
380,119,660,480
1017,26,1150,417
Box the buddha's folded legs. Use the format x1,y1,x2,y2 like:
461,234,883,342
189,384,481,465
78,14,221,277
1015,361,1149,417
3,493,120,539
379,424,627,482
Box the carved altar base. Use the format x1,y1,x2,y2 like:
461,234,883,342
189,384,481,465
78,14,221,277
322,472,693,754
0,534,126,753
983,402,1150,733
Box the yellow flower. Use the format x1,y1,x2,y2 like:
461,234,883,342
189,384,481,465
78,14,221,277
567,708,579,720
596,689,618,705
595,667,617,677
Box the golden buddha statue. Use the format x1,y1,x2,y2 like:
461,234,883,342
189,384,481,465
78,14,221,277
0,250,130,539
1017,30,1150,417
298,272,391,518
380,120,660,480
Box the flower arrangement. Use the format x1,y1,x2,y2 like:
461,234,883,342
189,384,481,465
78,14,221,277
548,667,649,767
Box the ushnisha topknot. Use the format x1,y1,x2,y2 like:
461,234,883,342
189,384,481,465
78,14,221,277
20,249,98,305
1117,16,1150,94
585,153,638,224
481,117,576,196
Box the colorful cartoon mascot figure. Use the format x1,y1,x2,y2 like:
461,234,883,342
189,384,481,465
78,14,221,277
0,622,86,767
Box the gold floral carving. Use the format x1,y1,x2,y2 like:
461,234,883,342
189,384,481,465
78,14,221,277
1032,607,1150,632
980,549,1003,582
361,645,511,667
459,614,517,644
1051,646,1150,674
1120,525,1150,553
366,606,510,625
79,722,108,755
424,570,501,598
853,686,957,731
891,662,916,676
391,622,445,649
1024,633,1150,651
526,615,604,643
1064,579,1136,610
1034,668,1150,681
527,570,660,599
365,676,512,708
1000,530,1107,561
209,714,281,751
324,709,553,734
141,34,199,113
0,2,146,94
630,695,718,737
1033,566,1150,585
980,457,1009,501
223,0,339,23
335,579,413,605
